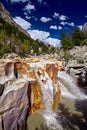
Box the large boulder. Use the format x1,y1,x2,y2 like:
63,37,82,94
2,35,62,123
0,57,64,130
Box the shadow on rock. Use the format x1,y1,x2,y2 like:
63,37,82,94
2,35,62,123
57,100,87,130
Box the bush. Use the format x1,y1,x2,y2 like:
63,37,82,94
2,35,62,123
0,44,11,56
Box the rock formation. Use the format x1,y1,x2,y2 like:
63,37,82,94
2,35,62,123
82,23,87,32
0,57,64,130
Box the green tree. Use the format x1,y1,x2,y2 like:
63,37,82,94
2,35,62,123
61,32,74,50
72,27,86,46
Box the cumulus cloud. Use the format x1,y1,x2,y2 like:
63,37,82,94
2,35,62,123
24,12,31,19
53,12,59,18
77,25,83,30
13,16,31,30
50,25,58,30
59,15,68,21
28,30,50,40
28,29,61,47
60,21,67,25
58,26,62,30
50,25,62,30
40,17,52,23
68,22,74,26
45,37,61,47
53,12,68,21
10,0,28,3
23,3,35,13
60,21,74,26
25,16,31,19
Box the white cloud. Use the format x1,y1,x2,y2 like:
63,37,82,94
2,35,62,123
50,25,58,30
59,15,68,21
77,25,83,30
68,22,74,26
60,21,74,27
28,29,61,47
13,16,31,30
53,12,68,21
28,30,50,40
53,12,59,18
23,3,35,13
25,16,31,19
36,0,47,6
40,17,52,23
50,25,62,30
45,37,61,47
10,0,28,3
85,15,87,18
58,26,62,30
24,12,27,16
60,21,67,25
24,12,31,19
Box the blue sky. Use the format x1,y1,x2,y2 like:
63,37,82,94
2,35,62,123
1,0,87,47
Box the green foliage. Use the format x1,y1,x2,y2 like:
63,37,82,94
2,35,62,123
0,43,11,56
61,32,74,50
0,18,49,56
61,28,87,50
72,27,86,46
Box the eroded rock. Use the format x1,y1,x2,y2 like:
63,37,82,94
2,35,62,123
0,57,64,130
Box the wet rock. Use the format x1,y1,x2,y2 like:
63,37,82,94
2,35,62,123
77,68,87,87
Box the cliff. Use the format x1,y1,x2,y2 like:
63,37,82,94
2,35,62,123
0,57,64,130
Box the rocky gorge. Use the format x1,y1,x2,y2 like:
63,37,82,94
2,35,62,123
0,57,65,130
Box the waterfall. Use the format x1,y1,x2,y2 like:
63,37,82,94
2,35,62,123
58,71,87,100
34,68,63,130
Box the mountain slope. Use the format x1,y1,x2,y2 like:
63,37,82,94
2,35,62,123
0,2,30,37
0,2,49,57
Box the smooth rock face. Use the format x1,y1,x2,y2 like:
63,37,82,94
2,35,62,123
0,57,64,130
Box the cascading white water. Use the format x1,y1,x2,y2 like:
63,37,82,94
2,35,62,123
58,71,87,100
34,68,63,130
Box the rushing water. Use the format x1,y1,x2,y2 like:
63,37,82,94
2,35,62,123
34,68,63,130
34,70,87,130
58,71,87,100
57,71,87,130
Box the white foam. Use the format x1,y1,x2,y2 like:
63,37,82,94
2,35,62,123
58,71,87,100
34,68,63,130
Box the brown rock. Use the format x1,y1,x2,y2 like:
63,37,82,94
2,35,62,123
46,64,61,109
25,58,40,63
29,80,43,114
